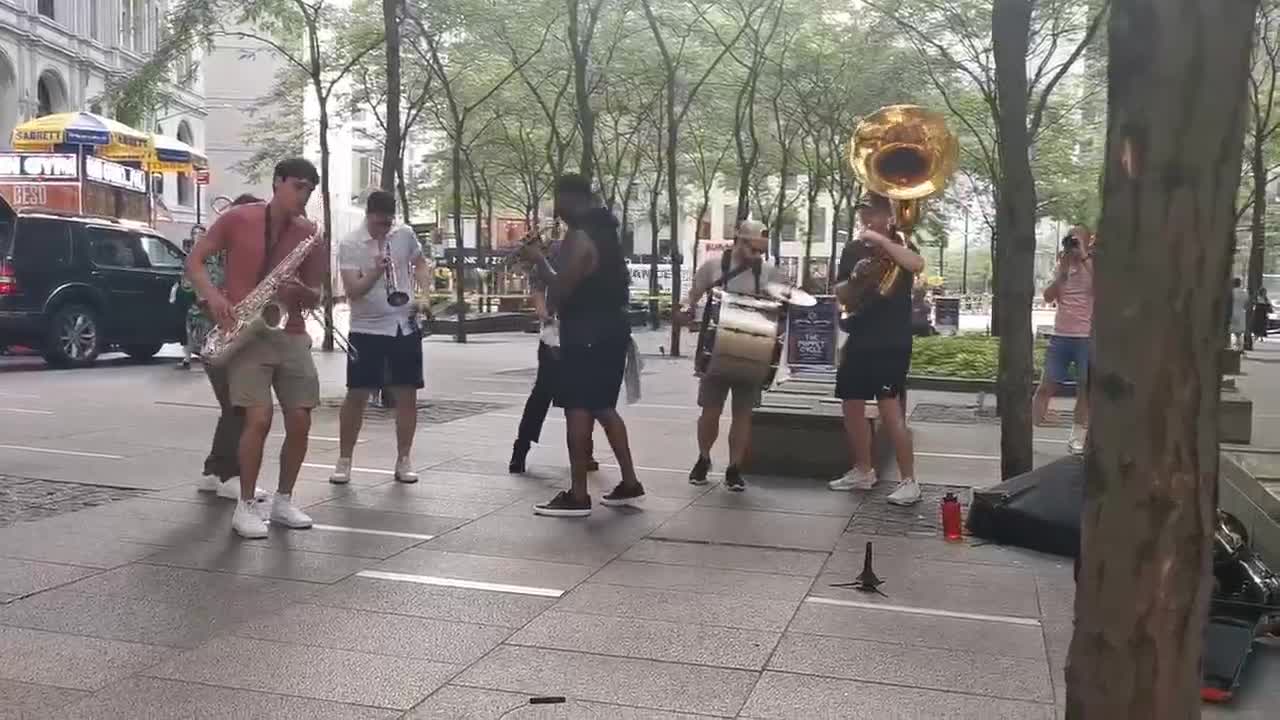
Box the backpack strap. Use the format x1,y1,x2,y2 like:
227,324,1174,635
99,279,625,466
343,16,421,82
715,248,754,291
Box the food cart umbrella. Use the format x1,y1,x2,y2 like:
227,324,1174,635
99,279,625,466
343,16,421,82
10,112,152,162
146,133,208,173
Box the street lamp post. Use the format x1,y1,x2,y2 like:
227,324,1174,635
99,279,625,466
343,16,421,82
962,206,969,295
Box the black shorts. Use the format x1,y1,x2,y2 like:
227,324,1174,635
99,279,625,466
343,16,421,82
836,344,911,401
347,329,424,390
558,336,628,411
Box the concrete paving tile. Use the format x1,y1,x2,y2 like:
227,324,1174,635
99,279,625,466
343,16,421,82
620,539,828,577
0,679,89,720
251,522,429,559
810,556,1042,619
0,625,175,690
145,635,460,710
453,645,757,717
652,507,849,551
322,491,509,520
509,610,780,670
302,504,469,537
0,533,161,569
833,531,1070,569
789,601,1047,659
590,560,812,601
424,514,651,566
0,558,99,598
314,576,557,628
60,677,398,720
0,588,248,648
363,480,537,506
142,539,374,583
556,583,800,632
768,632,1055,703
692,477,867,516
239,603,511,664
371,548,597,589
52,564,319,607
739,671,1056,719
404,685,708,719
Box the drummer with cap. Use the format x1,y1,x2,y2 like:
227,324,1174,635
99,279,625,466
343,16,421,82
678,219,780,492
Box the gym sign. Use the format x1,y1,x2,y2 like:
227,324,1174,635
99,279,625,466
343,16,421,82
84,155,147,193
0,153,79,180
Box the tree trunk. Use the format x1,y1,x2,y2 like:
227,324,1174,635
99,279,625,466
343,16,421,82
1065,0,1258,715
380,0,401,191
802,185,818,287
569,0,595,180
1246,132,1266,350
666,78,682,356
452,124,467,343
314,87,335,352
648,192,661,330
992,0,1036,479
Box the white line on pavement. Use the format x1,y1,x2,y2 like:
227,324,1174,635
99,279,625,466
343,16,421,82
804,596,1042,627
0,444,124,460
466,377,533,384
273,433,349,443
356,569,564,598
916,451,1000,461
0,391,39,398
311,524,435,541
472,391,528,398
601,462,723,478
0,408,53,415
301,462,394,476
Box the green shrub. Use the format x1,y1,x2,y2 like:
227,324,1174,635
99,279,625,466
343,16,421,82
910,335,1050,381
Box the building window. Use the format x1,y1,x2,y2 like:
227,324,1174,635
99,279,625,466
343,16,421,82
721,204,737,240
88,0,100,40
38,1,55,21
350,152,379,204
36,72,67,117
176,121,194,207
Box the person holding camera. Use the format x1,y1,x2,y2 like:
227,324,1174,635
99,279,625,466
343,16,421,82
1033,225,1094,455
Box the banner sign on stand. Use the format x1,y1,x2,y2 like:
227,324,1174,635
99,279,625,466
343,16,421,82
786,295,839,369
935,297,960,336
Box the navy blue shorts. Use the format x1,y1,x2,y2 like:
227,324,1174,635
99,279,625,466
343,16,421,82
1043,335,1090,385
558,337,628,411
347,329,424,390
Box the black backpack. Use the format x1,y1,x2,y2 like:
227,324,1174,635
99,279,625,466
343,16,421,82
718,249,761,294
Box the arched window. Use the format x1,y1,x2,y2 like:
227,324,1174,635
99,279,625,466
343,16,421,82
176,121,194,207
0,52,16,149
36,71,67,117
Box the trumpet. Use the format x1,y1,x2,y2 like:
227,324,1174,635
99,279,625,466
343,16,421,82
384,249,410,307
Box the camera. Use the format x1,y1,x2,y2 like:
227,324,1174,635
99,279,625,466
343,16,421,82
1061,234,1080,251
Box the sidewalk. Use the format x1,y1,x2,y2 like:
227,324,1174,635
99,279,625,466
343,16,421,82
0,329,1273,717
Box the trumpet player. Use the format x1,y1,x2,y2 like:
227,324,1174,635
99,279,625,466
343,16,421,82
186,158,326,539
330,190,433,485
828,193,925,506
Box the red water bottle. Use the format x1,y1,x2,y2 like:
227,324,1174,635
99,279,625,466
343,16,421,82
941,492,963,542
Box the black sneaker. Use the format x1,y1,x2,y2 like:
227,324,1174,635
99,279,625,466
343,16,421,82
509,441,530,474
724,466,746,492
601,481,646,508
534,491,592,517
689,456,711,485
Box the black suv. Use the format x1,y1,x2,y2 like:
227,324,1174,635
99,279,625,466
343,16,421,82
0,196,187,367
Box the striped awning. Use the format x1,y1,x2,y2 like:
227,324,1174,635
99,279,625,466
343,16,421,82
11,112,152,161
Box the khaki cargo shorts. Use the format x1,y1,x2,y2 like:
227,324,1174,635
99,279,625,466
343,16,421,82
697,374,762,415
228,332,320,410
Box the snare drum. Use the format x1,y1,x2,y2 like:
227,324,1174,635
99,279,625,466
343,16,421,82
694,288,785,387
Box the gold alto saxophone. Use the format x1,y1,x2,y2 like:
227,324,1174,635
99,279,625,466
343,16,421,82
202,229,324,367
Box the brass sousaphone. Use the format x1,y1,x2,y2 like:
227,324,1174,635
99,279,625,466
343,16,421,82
843,105,958,316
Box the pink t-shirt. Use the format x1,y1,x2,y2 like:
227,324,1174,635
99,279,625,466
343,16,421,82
1053,260,1093,337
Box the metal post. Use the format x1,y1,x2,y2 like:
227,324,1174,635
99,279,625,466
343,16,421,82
961,207,969,295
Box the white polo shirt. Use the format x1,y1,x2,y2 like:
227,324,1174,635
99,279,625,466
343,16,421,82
339,223,423,336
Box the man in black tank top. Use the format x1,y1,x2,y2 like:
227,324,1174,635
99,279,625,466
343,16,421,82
519,173,645,517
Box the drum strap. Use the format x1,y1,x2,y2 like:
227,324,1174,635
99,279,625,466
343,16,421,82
718,249,760,294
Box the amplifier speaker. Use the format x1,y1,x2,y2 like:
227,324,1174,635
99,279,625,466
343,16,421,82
966,456,1084,558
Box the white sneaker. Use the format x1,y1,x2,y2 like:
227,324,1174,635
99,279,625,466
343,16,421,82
269,494,312,529
329,457,352,485
215,481,267,501
829,468,878,491
394,457,419,484
887,478,923,506
197,475,220,493
232,500,269,539
1067,426,1087,456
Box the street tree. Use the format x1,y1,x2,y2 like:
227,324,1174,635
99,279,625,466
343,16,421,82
1242,0,1280,348
1066,0,1259,715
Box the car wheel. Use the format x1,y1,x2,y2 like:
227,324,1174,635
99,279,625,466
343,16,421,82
123,343,162,360
44,304,102,367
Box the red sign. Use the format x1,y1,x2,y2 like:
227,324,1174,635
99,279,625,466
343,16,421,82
196,169,211,185
0,183,81,213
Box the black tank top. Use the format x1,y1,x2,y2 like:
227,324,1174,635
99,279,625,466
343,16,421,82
559,207,631,345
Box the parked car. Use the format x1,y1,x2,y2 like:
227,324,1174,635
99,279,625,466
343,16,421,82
0,196,187,367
